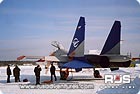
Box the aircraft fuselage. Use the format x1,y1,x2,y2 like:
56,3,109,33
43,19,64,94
71,54,131,68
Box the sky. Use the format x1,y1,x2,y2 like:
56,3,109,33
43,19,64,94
0,0,140,60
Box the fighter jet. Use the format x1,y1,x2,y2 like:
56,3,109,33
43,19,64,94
17,17,131,72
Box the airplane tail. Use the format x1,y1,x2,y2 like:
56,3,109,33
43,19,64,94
100,21,121,55
67,17,85,57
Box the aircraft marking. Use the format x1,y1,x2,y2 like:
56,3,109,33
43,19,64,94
73,38,80,48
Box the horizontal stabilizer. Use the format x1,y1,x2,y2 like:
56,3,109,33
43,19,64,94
62,60,93,69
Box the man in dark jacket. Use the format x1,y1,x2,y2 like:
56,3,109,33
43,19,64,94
34,65,42,85
50,63,57,81
13,65,20,82
7,65,11,83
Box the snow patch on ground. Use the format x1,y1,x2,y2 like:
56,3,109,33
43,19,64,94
0,65,140,94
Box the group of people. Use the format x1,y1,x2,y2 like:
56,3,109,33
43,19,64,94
7,65,20,83
6,63,57,85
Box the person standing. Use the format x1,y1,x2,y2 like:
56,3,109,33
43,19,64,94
34,65,42,85
50,63,57,81
7,65,12,83
13,65,20,82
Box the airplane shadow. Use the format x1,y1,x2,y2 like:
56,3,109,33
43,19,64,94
110,69,131,74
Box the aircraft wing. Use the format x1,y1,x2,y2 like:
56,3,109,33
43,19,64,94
44,56,61,62
62,60,93,69
45,56,68,62
17,56,45,60
17,55,68,62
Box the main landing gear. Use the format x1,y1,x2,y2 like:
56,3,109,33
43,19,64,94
93,68,102,78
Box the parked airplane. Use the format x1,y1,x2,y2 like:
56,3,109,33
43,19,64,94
49,17,131,69
17,17,131,72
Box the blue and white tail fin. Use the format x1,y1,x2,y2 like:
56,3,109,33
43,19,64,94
100,21,121,55
67,17,85,57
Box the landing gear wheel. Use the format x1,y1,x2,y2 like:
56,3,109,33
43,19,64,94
110,67,119,71
94,70,102,78
123,60,131,67
100,56,109,68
